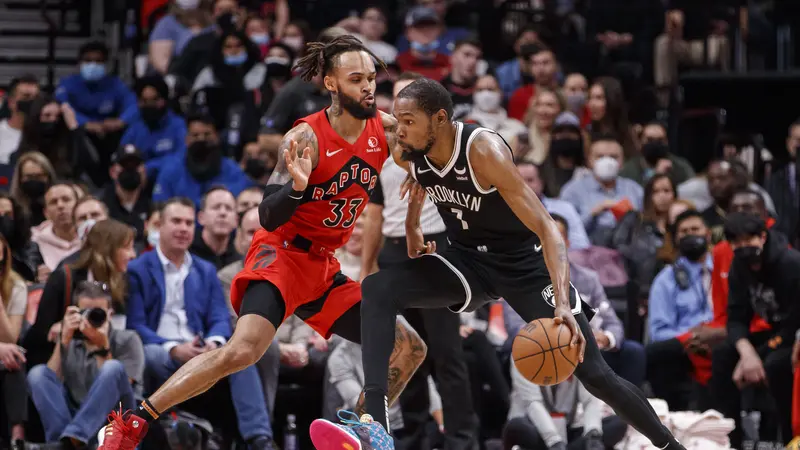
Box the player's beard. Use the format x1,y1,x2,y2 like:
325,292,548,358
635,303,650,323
400,125,436,162
337,91,377,120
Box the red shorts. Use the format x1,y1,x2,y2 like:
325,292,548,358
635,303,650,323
230,228,361,338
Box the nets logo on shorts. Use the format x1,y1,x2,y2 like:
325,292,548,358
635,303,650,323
541,284,556,308
251,245,277,270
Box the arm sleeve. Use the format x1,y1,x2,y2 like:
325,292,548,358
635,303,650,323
369,178,385,206
726,264,753,344
648,273,680,342
259,182,304,231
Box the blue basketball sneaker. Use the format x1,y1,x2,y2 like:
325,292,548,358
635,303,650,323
309,410,394,450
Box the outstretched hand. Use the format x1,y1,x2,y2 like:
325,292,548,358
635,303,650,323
283,139,313,191
553,306,586,363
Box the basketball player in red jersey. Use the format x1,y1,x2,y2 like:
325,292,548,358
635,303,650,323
98,34,426,450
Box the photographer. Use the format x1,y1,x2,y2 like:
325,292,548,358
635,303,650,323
27,281,144,448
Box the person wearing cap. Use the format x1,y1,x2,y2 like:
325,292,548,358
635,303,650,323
620,121,694,186
101,145,152,251
395,1,470,56
119,75,188,182
395,6,452,80
538,111,590,198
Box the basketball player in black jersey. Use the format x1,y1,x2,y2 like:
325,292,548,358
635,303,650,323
311,77,686,450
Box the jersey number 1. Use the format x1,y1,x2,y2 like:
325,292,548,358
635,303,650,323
451,208,469,230
324,198,363,228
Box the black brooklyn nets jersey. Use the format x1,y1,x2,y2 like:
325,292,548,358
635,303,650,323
410,122,540,252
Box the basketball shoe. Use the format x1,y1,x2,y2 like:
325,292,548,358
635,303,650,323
97,409,148,450
309,411,393,450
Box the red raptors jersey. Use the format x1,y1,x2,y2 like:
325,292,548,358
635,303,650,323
284,110,387,250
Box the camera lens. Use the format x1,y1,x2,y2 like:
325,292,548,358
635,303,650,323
85,307,107,327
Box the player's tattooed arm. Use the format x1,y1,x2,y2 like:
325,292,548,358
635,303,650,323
266,122,320,186
381,110,411,172
355,316,427,415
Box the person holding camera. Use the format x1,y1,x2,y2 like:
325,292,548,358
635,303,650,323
26,281,144,448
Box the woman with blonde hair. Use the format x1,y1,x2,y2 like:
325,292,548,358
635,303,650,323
9,151,57,227
21,219,137,367
517,87,566,164
0,232,30,448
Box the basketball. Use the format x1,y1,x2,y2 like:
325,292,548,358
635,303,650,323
512,318,580,385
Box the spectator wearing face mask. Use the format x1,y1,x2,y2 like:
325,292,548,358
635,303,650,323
395,6,452,81
154,115,252,208
102,145,151,250
560,135,643,240
142,203,162,253
395,0,470,56
561,73,590,128
258,43,295,117
466,74,526,146
244,14,272,58
619,121,694,187
13,96,100,187
0,75,40,178
494,27,540,100
150,0,215,74
0,192,40,282
169,0,243,83
714,213,799,448
240,141,276,185
10,151,56,227
440,37,482,121
119,76,187,182
54,41,136,147
190,186,240,269
537,112,589,198
55,194,111,269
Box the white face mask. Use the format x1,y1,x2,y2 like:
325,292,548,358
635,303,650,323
473,90,502,112
77,219,97,241
593,156,620,181
147,229,160,248
566,92,587,112
175,0,200,10
281,36,304,52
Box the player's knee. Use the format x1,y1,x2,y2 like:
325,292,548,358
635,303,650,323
222,343,262,370
575,356,615,391
395,317,427,365
361,272,393,307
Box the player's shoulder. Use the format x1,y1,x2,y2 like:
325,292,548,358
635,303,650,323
379,110,397,130
468,128,513,165
284,121,319,149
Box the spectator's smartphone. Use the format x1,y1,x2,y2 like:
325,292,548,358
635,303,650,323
196,334,206,347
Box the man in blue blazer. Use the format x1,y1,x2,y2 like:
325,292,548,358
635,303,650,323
126,197,275,449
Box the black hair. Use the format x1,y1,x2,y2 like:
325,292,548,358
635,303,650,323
453,36,481,52
550,213,568,232
159,197,196,215
672,209,705,235
293,35,386,82
135,74,169,100
78,41,109,60
9,74,39,96
268,41,296,62
73,280,112,304
395,78,454,120
724,212,766,242
186,113,216,129
589,132,622,147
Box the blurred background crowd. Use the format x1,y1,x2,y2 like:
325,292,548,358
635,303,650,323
0,0,800,449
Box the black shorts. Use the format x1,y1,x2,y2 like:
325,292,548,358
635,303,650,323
364,240,594,323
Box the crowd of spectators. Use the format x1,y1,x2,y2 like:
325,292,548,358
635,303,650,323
0,0,798,449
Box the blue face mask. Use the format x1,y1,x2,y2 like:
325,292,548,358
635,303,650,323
80,62,106,81
224,52,248,66
410,40,439,55
250,33,269,45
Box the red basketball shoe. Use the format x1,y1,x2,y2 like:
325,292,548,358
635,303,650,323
97,410,149,450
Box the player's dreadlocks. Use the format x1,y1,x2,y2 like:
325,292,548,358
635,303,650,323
293,35,387,82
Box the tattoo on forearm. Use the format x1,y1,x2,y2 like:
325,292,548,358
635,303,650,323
355,321,427,416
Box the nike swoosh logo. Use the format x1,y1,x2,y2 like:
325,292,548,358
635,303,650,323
534,244,542,252
418,168,432,174
454,166,467,175
326,148,344,157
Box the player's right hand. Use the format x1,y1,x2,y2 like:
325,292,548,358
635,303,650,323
283,139,313,191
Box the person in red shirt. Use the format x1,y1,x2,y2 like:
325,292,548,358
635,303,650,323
395,6,451,81
98,35,426,450
507,44,559,121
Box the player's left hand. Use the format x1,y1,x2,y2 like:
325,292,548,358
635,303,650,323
554,305,585,363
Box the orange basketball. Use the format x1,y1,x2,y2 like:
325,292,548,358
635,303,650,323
512,318,580,385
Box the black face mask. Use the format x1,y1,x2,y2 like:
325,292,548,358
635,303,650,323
16,100,33,115
0,215,14,243
244,158,268,180
39,120,61,137
549,138,583,160
734,245,763,267
20,180,48,199
266,62,291,81
186,141,223,182
216,12,237,32
117,167,142,191
642,141,669,167
678,235,707,261
140,106,165,127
